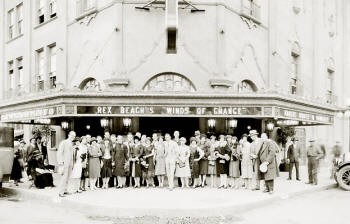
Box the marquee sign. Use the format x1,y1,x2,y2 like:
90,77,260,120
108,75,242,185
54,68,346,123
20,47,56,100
77,106,263,117
0,106,62,122
276,108,333,124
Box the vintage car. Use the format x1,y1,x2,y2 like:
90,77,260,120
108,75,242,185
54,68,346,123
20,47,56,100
335,153,350,191
0,127,14,188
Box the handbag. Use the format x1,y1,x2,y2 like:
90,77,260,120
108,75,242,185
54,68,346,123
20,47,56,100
178,161,186,168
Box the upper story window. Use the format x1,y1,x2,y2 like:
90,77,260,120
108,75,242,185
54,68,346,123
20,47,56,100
17,58,24,89
76,0,97,18
8,9,15,40
16,4,24,35
49,0,57,18
290,53,299,95
49,44,57,89
36,49,45,91
38,0,45,24
8,61,15,90
79,78,101,91
143,73,196,92
326,68,334,103
241,0,261,24
237,80,257,93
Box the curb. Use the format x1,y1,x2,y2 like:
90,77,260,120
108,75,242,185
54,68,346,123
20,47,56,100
0,183,337,217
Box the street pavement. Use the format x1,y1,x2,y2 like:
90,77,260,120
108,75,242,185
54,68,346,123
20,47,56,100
0,164,342,223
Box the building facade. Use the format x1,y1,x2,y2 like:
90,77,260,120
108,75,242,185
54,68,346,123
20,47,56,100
1,0,350,154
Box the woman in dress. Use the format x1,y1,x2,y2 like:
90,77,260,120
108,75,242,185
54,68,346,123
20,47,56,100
101,139,112,189
198,135,210,188
175,137,191,188
207,136,218,187
79,136,88,191
88,138,102,190
142,138,155,187
189,137,203,188
227,136,241,189
216,135,230,188
240,134,253,189
10,141,23,186
71,138,83,193
129,136,144,188
112,135,129,188
154,136,166,187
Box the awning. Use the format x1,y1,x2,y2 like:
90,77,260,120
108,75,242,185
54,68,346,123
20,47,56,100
0,90,338,126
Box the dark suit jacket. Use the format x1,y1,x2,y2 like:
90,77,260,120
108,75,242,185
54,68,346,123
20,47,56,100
287,144,301,162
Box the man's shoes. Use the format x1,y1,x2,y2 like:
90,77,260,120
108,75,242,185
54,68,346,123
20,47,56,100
268,191,274,195
63,192,71,195
287,178,292,180
59,194,65,197
296,179,301,181
313,183,318,185
263,189,269,193
305,182,313,184
251,188,260,191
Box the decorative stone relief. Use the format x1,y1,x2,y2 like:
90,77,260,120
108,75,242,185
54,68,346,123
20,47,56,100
143,73,196,92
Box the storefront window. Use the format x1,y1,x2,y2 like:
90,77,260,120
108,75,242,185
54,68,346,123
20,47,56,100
143,73,195,92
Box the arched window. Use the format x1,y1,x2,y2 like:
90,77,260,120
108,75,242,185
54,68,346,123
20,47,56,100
143,73,196,92
79,77,101,91
237,80,258,93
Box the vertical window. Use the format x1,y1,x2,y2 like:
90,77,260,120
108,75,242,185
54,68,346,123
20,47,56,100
51,130,56,148
8,9,15,39
17,58,24,88
326,69,334,103
290,53,299,95
38,0,45,24
8,61,15,90
49,0,57,18
16,4,24,35
36,49,45,91
49,44,57,89
76,0,96,16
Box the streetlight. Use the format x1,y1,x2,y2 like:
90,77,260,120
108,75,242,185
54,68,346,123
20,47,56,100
123,118,132,133
227,118,237,134
266,120,275,138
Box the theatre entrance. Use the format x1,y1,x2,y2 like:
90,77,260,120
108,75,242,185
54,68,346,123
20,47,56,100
139,117,200,139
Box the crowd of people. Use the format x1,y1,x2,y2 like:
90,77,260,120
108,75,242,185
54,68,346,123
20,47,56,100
10,128,339,197
56,129,281,197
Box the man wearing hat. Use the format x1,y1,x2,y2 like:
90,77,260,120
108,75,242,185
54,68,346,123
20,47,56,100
330,141,343,179
306,139,324,185
287,137,301,181
249,130,264,190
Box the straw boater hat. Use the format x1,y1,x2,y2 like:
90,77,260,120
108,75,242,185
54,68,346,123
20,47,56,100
180,137,186,143
248,130,259,137
194,130,201,136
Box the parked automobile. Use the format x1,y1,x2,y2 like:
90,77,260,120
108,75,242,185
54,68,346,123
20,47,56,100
0,127,14,188
335,152,350,191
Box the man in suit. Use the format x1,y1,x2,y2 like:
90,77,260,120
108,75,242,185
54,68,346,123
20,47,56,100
57,131,76,197
249,130,264,191
258,139,279,194
287,137,301,181
306,139,324,185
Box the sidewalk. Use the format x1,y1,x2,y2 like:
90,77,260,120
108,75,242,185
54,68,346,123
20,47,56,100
2,165,336,217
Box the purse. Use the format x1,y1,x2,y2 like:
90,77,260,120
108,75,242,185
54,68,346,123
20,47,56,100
178,161,186,168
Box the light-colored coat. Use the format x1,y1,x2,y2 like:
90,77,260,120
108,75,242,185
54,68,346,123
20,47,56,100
57,139,74,168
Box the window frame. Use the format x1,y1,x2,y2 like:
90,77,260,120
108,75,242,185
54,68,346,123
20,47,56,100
36,48,45,91
8,9,15,40
38,0,46,24
17,57,24,89
49,0,57,18
16,3,24,35
8,61,15,90
49,44,57,89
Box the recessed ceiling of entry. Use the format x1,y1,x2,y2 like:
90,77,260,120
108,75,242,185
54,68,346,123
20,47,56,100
143,72,196,92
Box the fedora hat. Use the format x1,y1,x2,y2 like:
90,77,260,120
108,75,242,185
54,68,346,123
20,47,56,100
249,130,259,137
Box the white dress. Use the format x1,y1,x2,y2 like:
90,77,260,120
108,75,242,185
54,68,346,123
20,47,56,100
175,145,191,178
71,149,83,179
241,141,253,179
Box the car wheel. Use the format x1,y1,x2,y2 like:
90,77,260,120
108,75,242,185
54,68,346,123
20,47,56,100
336,165,350,191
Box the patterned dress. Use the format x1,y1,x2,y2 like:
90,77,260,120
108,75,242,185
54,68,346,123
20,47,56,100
199,143,210,175
175,145,191,178
216,142,229,175
129,144,144,178
154,141,166,176
228,143,241,178
88,144,102,178
143,145,155,178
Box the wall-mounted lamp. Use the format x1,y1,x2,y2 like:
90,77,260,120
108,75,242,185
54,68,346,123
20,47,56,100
100,118,109,128
208,119,216,128
266,121,275,131
228,118,238,129
61,121,69,130
123,118,132,127
247,125,251,130
86,125,91,130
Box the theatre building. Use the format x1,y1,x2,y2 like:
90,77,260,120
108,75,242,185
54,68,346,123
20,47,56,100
1,0,350,157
